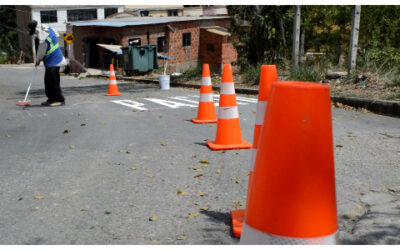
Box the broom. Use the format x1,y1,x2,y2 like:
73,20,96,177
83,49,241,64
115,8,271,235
17,67,37,106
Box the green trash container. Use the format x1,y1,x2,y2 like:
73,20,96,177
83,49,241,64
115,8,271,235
122,45,158,75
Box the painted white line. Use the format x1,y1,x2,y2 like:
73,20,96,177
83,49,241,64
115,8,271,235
236,96,258,103
111,100,148,111
212,94,248,105
144,98,197,108
170,96,199,104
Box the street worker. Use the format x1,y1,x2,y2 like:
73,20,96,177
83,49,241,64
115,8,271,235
28,20,67,107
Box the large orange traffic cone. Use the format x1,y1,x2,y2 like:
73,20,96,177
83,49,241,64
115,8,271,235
206,64,251,151
191,64,217,124
240,81,337,244
231,65,278,238
105,64,122,96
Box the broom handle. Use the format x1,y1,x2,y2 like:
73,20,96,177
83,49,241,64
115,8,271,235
23,67,37,102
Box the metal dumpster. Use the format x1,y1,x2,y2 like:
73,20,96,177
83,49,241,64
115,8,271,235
122,45,158,75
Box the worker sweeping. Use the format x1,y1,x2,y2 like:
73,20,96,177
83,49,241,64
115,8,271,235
28,20,66,107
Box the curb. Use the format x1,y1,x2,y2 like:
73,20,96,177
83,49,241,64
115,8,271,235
86,74,400,116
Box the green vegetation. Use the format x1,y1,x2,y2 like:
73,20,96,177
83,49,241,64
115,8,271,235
0,6,19,63
289,65,322,82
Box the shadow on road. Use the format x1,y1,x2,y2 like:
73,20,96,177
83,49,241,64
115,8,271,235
200,210,237,239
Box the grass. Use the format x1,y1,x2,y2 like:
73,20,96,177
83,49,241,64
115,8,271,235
289,65,322,82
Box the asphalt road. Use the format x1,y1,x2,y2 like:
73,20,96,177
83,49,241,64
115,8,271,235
0,65,399,244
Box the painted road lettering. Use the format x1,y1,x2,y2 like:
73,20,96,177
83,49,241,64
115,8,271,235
144,98,197,108
112,100,148,111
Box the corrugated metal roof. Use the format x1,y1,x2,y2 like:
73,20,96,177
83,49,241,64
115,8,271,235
205,28,230,36
71,16,229,27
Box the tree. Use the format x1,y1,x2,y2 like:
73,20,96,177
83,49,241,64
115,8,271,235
291,5,301,69
0,6,19,59
348,5,361,74
227,5,293,67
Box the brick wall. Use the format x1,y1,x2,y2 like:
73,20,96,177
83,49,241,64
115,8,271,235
166,21,200,72
199,30,222,70
71,18,234,72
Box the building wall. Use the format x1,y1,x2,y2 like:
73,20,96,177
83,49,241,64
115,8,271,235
71,17,236,72
199,30,222,69
167,21,200,72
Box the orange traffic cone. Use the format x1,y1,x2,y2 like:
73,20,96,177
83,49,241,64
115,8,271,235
240,81,337,244
231,65,278,238
206,64,251,151
106,64,122,96
191,64,217,124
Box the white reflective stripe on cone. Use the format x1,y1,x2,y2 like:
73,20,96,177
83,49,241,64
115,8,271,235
240,222,336,245
200,93,214,102
220,82,235,95
218,106,239,119
109,80,117,85
201,77,212,86
255,101,267,125
109,71,115,76
250,148,257,171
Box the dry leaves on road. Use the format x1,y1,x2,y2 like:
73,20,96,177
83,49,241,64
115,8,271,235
63,129,71,134
215,169,221,174
188,212,200,218
69,145,75,149
231,177,240,184
177,189,187,196
176,236,188,240
149,216,157,221
34,196,44,200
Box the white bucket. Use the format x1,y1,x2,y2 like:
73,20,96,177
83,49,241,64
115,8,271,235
159,75,170,90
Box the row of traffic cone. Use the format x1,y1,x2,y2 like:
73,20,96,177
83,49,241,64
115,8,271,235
192,63,337,244
192,64,252,150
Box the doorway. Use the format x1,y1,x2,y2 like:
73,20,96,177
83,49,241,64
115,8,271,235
84,37,100,68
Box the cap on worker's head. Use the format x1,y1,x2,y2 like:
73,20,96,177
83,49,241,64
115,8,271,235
28,20,38,35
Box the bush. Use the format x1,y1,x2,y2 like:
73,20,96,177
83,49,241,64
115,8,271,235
289,65,322,82
358,47,400,71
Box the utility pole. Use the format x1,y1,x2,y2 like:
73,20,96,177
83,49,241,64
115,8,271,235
291,5,301,70
348,5,361,74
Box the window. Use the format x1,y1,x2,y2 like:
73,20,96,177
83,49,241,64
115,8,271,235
140,11,149,17
157,36,166,52
182,33,191,47
40,10,57,23
128,38,141,46
206,44,214,51
168,9,178,16
67,9,97,22
105,8,118,18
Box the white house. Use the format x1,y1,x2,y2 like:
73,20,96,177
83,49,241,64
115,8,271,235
16,5,124,56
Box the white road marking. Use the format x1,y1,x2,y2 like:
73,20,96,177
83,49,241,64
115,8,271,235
111,95,257,111
169,96,200,104
144,98,197,108
212,94,248,105
236,96,258,103
111,100,148,111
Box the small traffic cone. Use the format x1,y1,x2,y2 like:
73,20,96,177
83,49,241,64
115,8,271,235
106,64,122,96
240,81,338,244
231,65,278,238
191,64,217,124
206,64,251,151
